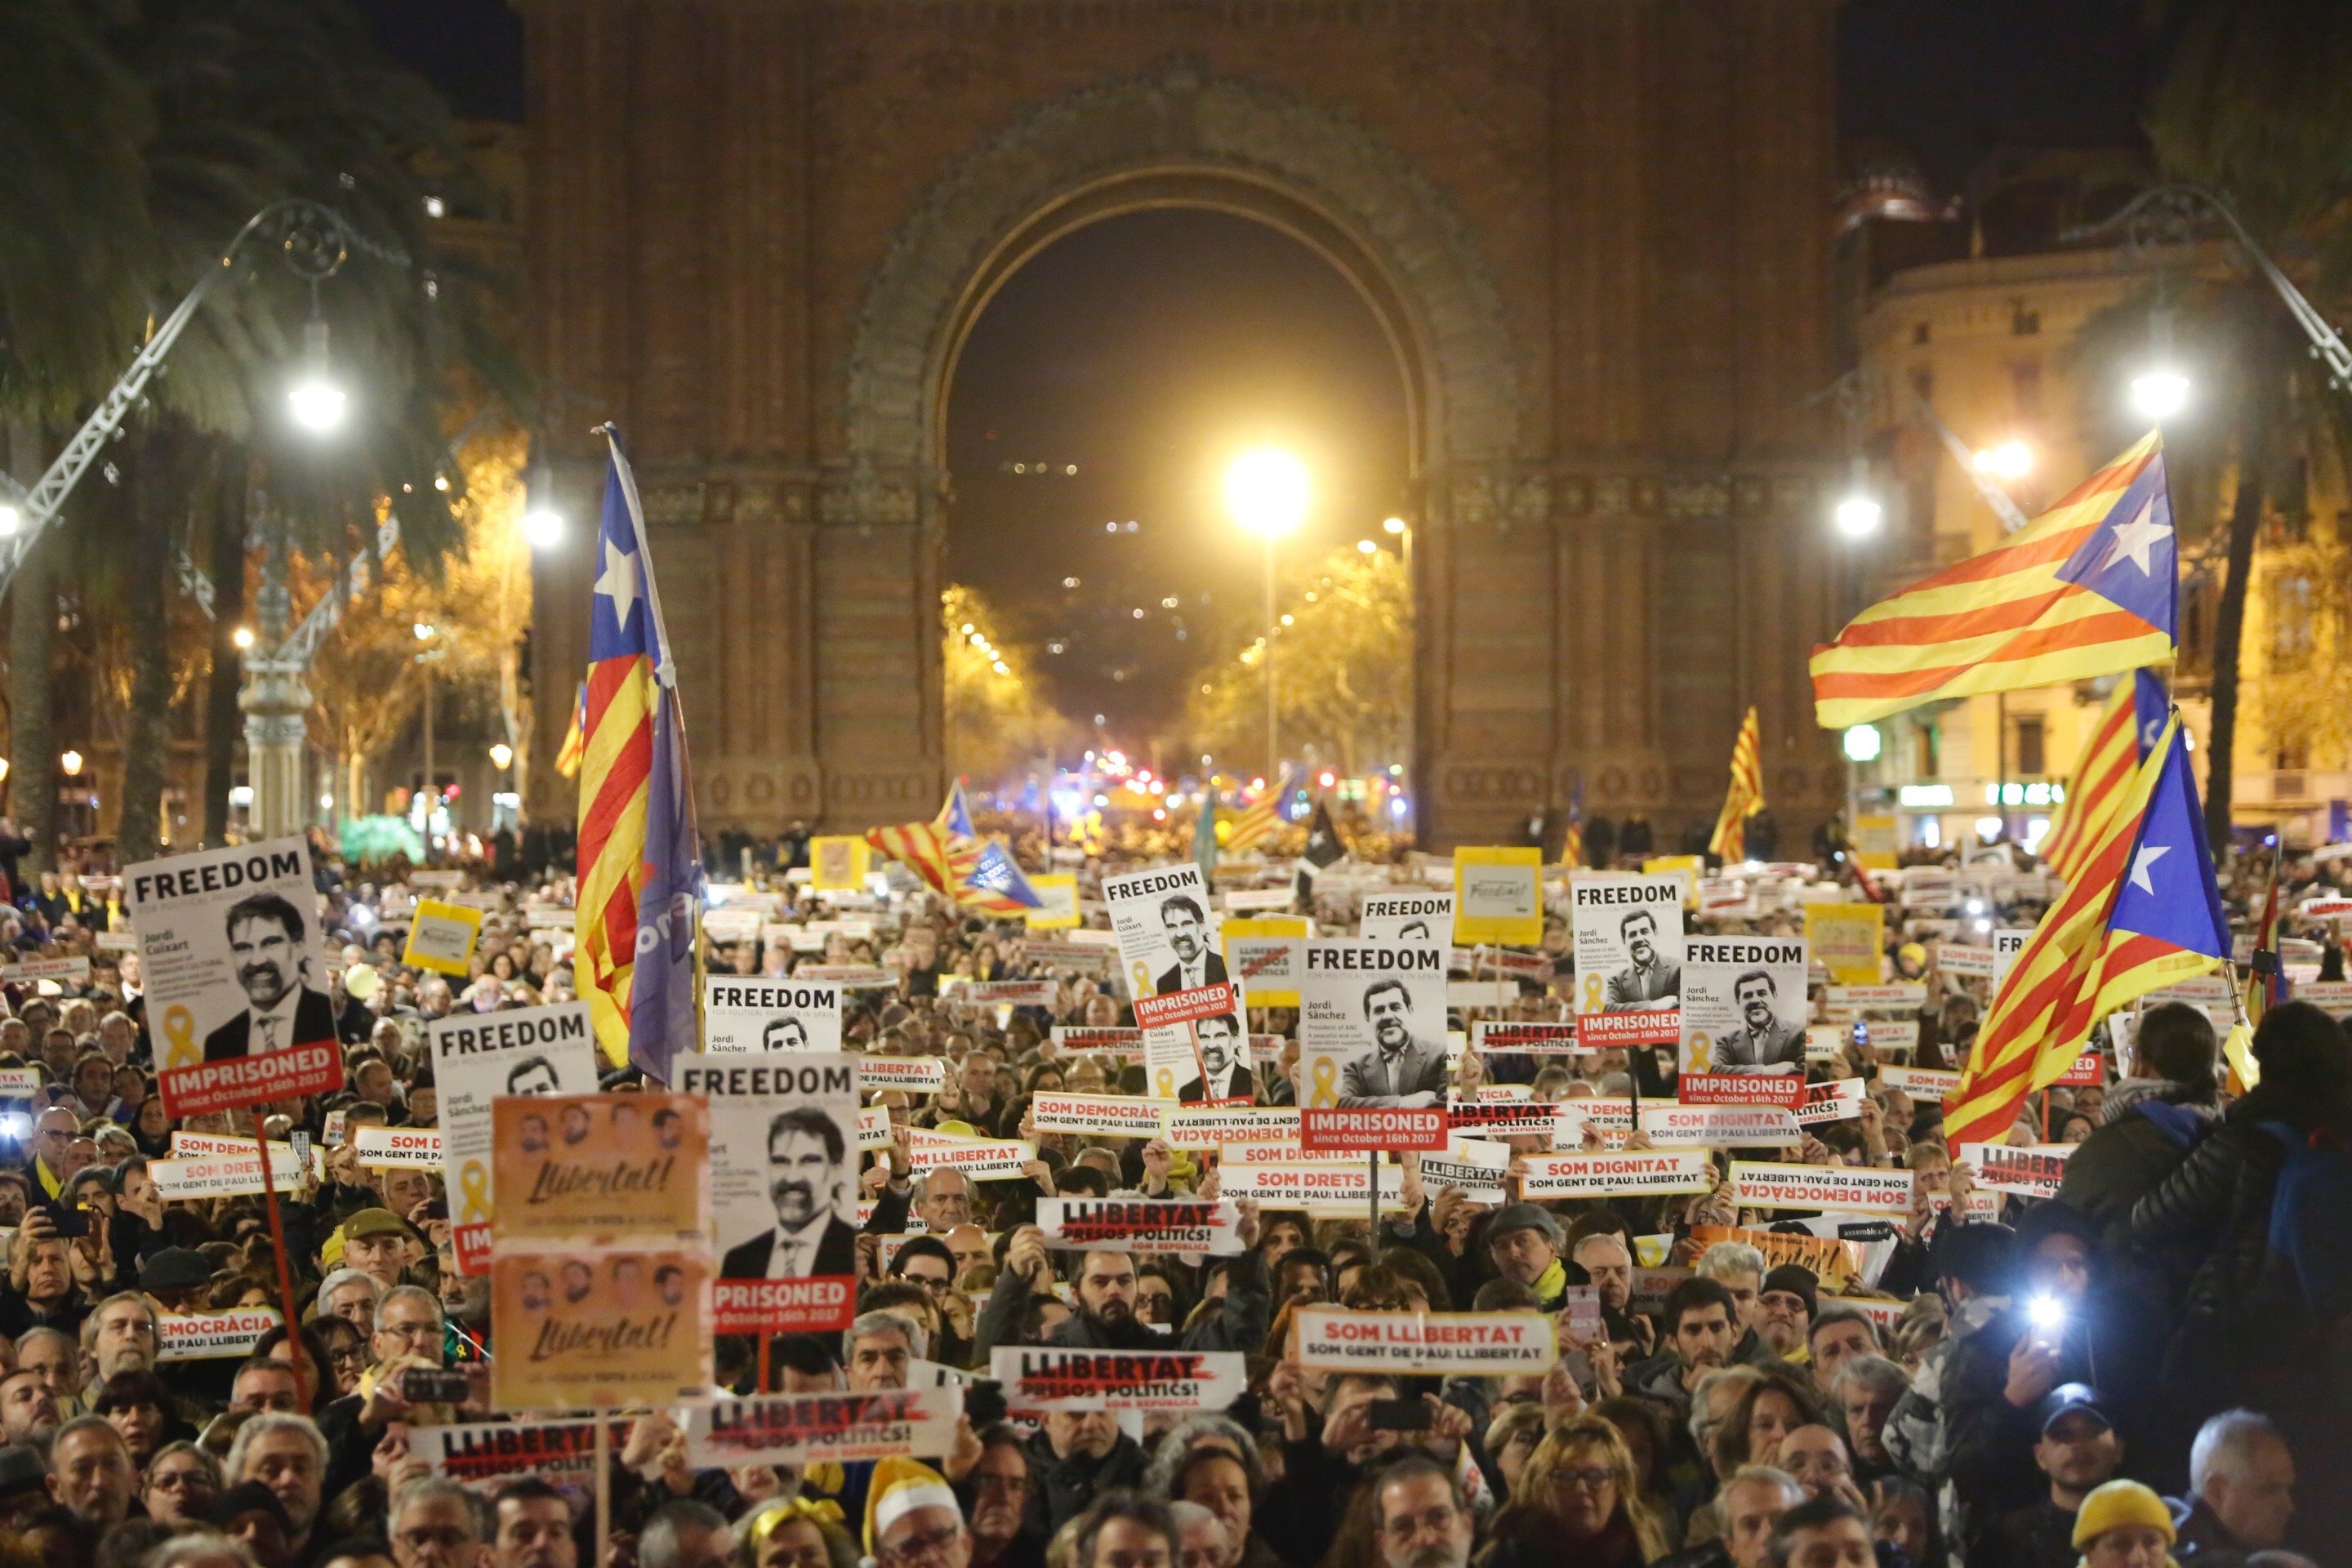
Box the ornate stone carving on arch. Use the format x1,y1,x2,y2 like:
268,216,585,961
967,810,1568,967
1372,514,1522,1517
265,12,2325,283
840,59,1525,477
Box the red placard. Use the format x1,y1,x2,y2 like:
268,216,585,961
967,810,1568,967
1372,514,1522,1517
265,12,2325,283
1133,982,1241,1030
1301,1106,1448,1153
452,1223,492,1277
2055,1051,2105,1087
1677,1072,1806,1109
159,1040,342,1118
1574,1009,1682,1047
711,1276,858,1336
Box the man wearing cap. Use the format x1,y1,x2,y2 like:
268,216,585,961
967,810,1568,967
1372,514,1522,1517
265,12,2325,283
2070,1480,2176,1568
866,1456,969,1568
139,1247,216,1314
341,1208,412,1290
1754,1266,1816,1363
1993,1387,2127,1568
1483,1204,1568,1312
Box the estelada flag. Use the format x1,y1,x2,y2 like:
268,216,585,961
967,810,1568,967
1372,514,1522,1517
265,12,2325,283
2042,669,2167,885
1946,712,2227,1146
1811,433,2176,728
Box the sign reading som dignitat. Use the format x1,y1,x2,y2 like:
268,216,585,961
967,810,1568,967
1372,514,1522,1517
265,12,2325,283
432,1000,603,1275
1298,937,1449,1152
127,837,345,1114
672,1054,862,1334
1571,871,1686,1049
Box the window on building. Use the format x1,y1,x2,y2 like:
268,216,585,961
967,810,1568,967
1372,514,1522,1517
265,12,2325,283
2276,740,2310,770
2270,573,2315,671
1916,723,1940,778
1912,321,1931,346
2016,715,2046,777
2011,301,2041,336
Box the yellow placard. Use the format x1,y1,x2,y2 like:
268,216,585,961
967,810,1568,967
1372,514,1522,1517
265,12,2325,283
1806,902,1886,987
809,836,869,891
1223,915,1312,1008
1642,854,1704,909
403,898,483,978
1453,846,1544,947
1024,872,1080,929
1852,814,1899,871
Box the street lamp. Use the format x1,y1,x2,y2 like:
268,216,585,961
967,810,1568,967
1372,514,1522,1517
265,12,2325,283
1833,457,1882,539
2132,367,2191,421
231,626,255,650
520,461,564,549
1225,449,1308,779
1972,440,2034,481
60,750,82,777
489,742,514,771
286,318,348,433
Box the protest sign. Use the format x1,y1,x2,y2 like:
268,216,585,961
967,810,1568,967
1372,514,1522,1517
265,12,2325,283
0,1066,41,1095
403,898,484,978
1030,1094,1168,1139
1629,1267,1693,1315
1726,1161,1912,1215
1293,1307,1555,1374
0,956,89,984
2054,1051,2105,1088
418,1421,614,1492
1570,873,1685,1047
857,1107,893,1150
1638,1103,1800,1148
170,1131,296,1160
1804,1024,1847,1062
954,979,1060,1008
431,1001,602,1275
1958,1141,2076,1200
1160,1104,1299,1151
857,1057,946,1095
1796,1078,1866,1126
809,836,870,892
1448,978,1517,1011
489,1250,710,1410
1858,1019,1920,1054
702,978,842,1054
675,1054,860,1334
1131,980,1243,1031
1361,891,1456,947
794,964,896,989
1049,1026,1147,1058
1034,1197,1245,1256
1102,862,1227,1000
1223,916,1311,1008
1215,1161,1406,1209
1677,1074,1806,1109
684,1388,963,1467
490,1092,709,1249
1453,849,1543,946
1416,1136,1510,1205
158,1308,281,1361
1298,938,1450,1152
1804,903,1885,987
1643,854,1703,908
700,908,764,947
353,1125,443,1168
1023,872,1080,929
1829,983,1927,1010
1223,888,1294,912
1445,1100,1570,1140
1470,1020,1584,1054
1519,1149,1713,1200
149,1147,307,1200
2296,979,2352,1018
1681,937,1806,1076
127,838,334,1089
1878,1065,1961,1100
1935,943,1996,978
906,1135,1036,1181
1994,928,2032,988
991,1347,1248,1411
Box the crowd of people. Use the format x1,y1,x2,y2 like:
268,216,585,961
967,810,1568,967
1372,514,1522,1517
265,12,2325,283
0,818,2345,1568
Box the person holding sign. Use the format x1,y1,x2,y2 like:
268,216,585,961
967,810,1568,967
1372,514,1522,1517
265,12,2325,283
207,893,336,1060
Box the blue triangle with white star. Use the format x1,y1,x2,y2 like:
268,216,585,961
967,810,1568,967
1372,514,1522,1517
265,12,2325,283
2109,718,2228,959
2055,450,2176,639
2132,668,2168,758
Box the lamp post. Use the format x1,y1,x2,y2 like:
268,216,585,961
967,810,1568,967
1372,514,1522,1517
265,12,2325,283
1225,449,1309,781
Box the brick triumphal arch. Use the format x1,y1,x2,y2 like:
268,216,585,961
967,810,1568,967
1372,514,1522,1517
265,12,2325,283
525,2,1851,848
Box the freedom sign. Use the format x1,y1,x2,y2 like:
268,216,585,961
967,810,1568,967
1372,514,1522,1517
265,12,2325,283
991,1348,1248,1411
1293,1307,1555,1374
684,1388,962,1466
1034,1198,1245,1256
1726,1160,1912,1214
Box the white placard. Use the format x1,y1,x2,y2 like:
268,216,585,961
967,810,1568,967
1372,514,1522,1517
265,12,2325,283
127,837,332,1076
1681,935,1807,1076
1637,1103,1801,1147
430,1000,602,1275
353,1125,443,1168
1726,1160,1913,1214
1570,873,1685,1047
684,1387,962,1466
1293,1307,1554,1374
702,978,843,1054
1360,892,1456,947
1034,1197,1244,1256
1519,1148,1713,1199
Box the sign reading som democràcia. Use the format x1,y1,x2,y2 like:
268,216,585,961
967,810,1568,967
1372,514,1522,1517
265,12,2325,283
353,1125,443,1168
158,1307,282,1361
1297,938,1450,1154
1471,1019,1585,1054
1637,1103,1801,1148
432,1000,602,1276
989,1347,1249,1411
1033,1197,1245,1256
1958,1141,2076,1200
1159,1104,1299,1150
1293,1307,1556,1375
1029,1093,1169,1139
1570,872,1686,1049
684,1387,963,1468
1726,1160,1913,1214
419,1420,626,1492
1517,1149,1713,1200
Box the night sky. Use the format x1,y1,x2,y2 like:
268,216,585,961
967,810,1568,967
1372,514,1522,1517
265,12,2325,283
366,0,2149,738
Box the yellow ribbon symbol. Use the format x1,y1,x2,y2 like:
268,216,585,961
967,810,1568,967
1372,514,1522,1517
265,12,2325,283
1309,1055,1339,1108
1685,1032,1710,1075
1155,1067,1175,1098
1583,973,1603,1013
1132,961,1153,999
458,1160,492,1223
163,1005,199,1070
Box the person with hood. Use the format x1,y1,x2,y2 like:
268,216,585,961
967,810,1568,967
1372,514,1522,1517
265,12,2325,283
2057,1004,2220,1242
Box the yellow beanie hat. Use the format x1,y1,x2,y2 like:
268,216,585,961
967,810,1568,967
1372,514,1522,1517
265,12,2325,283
862,1455,959,1555
2071,1481,2176,1550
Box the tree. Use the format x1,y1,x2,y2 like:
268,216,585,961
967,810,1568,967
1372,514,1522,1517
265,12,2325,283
1183,545,1412,776
942,586,1079,787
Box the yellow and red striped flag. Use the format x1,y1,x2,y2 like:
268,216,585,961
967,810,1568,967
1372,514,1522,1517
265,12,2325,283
1811,433,2176,728
553,682,586,780
1946,711,2228,1145
865,818,960,899
2041,670,2167,884
1708,707,1766,862
1224,773,1290,854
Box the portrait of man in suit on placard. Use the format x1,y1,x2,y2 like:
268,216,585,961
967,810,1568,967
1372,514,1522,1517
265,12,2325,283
1176,1009,1251,1105
1153,894,1227,996
1712,969,1806,1073
1337,977,1449,1108
719,1106,857,1281
1603,908,1681,1011
203,891,336,1061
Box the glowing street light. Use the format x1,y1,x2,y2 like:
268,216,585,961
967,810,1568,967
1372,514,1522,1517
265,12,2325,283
1972,440,2034,481
231,626,256,650
60,750,83,777
286,319,348,433
1383,515,1406,535
1226,449,1307,779
520,461,564,549
1833,455,1882,538
1356,539,1378,555
0,506,18,537
2132,368,2190,421
1842,724,1883,764
489,742,514,771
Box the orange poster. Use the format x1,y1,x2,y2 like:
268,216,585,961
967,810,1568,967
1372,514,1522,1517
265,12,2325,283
489,1093,709,1249
489,1249,711,1411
